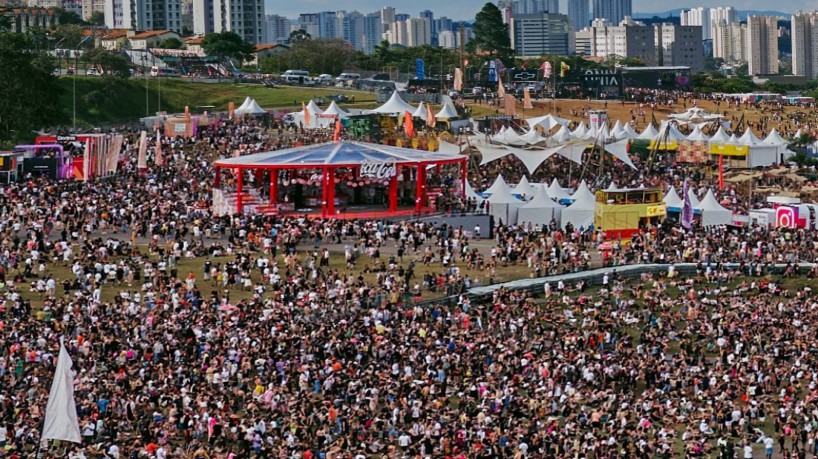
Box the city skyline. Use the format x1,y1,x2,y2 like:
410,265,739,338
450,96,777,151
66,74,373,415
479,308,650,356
267,0,804,21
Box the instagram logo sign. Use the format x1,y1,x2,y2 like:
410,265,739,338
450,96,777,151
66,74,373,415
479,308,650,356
776,206,798,228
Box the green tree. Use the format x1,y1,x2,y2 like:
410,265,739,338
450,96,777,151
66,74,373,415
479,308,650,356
56,9,84,25
181,26,193,37
157,37,183,49
288,29,311,43
469,3,513,64
52,23,86,48
202,31,254,66
282,38,355,75
81,48,132,82
0,32,62,146
88,10,104,26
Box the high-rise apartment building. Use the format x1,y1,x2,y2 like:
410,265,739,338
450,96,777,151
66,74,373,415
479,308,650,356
337,11,364,50
103,0,124,28
124,0,185,33
438,29,456,48
211,0,265,43
710,7,737,28
712,21,747,62
81,0,104,21
747,15,778,75
435,16,453,33
792,11,818,79
511,12,574,57
590,17,656,65
263,14,291,44
192,0,213,35
380,6,395,33
680,7,710,40
297,11,336,39
655,24,703,71
406,17,431,46
361,12,382,53
568,0,590,30
593,0,631,26
511,0,559,14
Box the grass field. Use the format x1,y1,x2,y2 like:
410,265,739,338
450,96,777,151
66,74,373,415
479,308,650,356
57,77,378,128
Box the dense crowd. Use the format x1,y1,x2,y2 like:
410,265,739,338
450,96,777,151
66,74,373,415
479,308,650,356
3,99,818,459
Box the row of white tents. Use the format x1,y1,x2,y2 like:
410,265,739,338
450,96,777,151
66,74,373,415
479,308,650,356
235,97,266,116
472,174,739,230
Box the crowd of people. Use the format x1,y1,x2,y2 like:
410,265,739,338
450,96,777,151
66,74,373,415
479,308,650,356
3,93,818,459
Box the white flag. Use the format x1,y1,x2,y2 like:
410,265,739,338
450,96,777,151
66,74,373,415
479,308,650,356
137,130,147,170
41,338,81,444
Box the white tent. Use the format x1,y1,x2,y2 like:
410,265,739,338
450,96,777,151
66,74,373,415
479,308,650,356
637,124,659,140
687,188,701,210
762,129,788,146
571,122,589,138
663,186,683,210
793,128,804,139
512,175,535,199
517,183,563,228
656,121,688,142
603,139,637,169
696,189,732,227
487,179,523,226
709,126,731,144
437,141,461,155
484,174,513,196
686,125,711,142
547,178,570,201
735,129,779,167
519,129,548,145
562,181,596,230
435,104,459,119
412,102,428,119
527,114,570,131
371,91,416,114
738,128,759,145
604,182,619,192
236,97,252,112
322,101,349,119
554,140,587,164
552,125,573,142
292,100,327,128
465,180,485,203
477,144,513,166
235,98,265,116
727,134,739,144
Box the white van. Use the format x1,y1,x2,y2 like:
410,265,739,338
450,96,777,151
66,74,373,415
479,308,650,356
336,72,361,82
282,69,309,83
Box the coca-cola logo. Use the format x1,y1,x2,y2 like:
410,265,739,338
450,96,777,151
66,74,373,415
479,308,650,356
359,159,397,180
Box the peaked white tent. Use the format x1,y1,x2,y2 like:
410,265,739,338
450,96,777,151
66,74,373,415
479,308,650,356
435,104,459,119
622,123,639,138
293,100,327,128
517,183,563,228
412,102,428,119
728,134,739,144
236,97,252,112
547,178,570,201
762,128,793,163
562,181,596,230
687,188,701,210
793,128,804,139
527,114,570,131
235,98,265,116
686,125,711,142
519,129,548,145
465,180,485,203
552,125,573,142
372,91,416,114
637,124,659,140
656,121,687,142
512,175,535,199
738,128,759,145
709,127,731,144
487,179,523,226
604,182,619,192
696,189,732,227
571,122,589,138
321,100,349,119
484,174,513,196
663,186,683,210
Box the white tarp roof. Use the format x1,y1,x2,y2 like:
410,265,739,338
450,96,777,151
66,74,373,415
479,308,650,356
512,175,534,198
603,139,637,169
555,140,586,164
697,189,732,227
638,124,659,140
738,128,760,145
519,129,548,145
438,141,461,155
372,91,415,114
485,174,513,196
762,129,788,146
527,114,570,131
656,121,688,141
477,144,513,166
622,123,639,138
510,146,560,174
235,98,265,115
709,126,731,144
547,178,570,200
552,125,573,142
435,103,459,119
571,122,589,138
686,125,710,141
663,186,683,208
321,100,349,119
412,102,428,119
569,181,595,207
669,107,722,122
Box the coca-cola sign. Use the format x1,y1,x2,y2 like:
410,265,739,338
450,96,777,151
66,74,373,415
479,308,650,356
359,159,397,180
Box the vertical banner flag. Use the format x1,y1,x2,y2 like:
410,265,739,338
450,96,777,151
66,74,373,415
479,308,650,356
227,101,235,119
560,61,570,78
404,111,415,138
523,88,533,109
137,130,147,170
504,94,516,116
454,68,463,91
541,61,552,79
718,154,725,190
154,129,164,166
416,59,425,80
83,139,90,182
41,338,81,444
426,105,436,128
184,105,190,123
303,102,311,128
333,119,342,141
681,178,693,230
497,75,506,98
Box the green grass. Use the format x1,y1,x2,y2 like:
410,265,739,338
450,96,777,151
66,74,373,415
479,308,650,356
56,77,378,127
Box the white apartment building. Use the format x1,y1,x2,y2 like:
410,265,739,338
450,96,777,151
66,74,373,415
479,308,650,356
680,7,710,40
792,11,818,78
655,24,703,71
590,17,657,65
264,14,291,44
212,0,265,44
712,21,747,62
747,15,778,75
406,17,431,47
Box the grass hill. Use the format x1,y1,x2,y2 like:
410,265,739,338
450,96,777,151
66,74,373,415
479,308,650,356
56,77,377,129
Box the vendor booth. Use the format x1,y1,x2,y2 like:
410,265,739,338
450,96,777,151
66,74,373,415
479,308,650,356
593,187,665,240
212,141,467,218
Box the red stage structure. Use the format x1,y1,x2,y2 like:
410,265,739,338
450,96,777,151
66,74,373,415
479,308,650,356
213,141,467,217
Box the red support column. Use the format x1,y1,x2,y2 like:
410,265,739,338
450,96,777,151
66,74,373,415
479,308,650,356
214,166,221,187
321,167,328,218
269,169,278,204
236,169,244,215
461,160,467,200
415,164,425,212
389,170,398,212
327,167,336,216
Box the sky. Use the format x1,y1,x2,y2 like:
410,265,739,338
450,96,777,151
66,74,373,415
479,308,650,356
268,0,805,21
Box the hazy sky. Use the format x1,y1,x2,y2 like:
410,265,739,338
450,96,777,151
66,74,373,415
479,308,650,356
268,0,804,20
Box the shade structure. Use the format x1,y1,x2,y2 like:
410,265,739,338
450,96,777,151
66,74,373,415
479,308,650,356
637,124,659,140
412,102,428,119
709,126,730,144
372,91,416,114
562,181,596,230
663,186,683,210
571,122,589,138
236,97,252,112
293,100,327,128
519,129,548,145
477,143,513,166
738,128,759,145
322,101,349,119
622,123,639,138
696,189,732,227
526,114,569,131
512,175,534,199
487,178,523,226
435,103,459,119
552,125,573,142
235,98,266,116
213,141,467,217
547,178,570,201
686,125,710,141
483,174,512,196
438,140,461,155
603,139,637,169
517,184,563,228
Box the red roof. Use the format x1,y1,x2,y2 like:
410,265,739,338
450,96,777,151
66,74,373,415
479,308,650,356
130,30,174,39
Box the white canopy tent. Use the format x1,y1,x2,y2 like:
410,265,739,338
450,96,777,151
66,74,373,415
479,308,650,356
696,189,732,227
547,178,570,201
517,184,563,228
561,181,596,230
663,186,683,210
761,129,793,163
292,100,328,128
519,129,548,145
686,125,710,141
571,122,589,138
412,102,428,119
709,127,731,144
435,104,459,119
552,125,573,142
484,174,513,196
512,175,535,199
637,124,659,140
687,188,701,210
465,180,485,204
371,91,416,114
527,114,570,131
235,98,266,116
487,179,523,226
321,101,349,119
236,97,252,112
